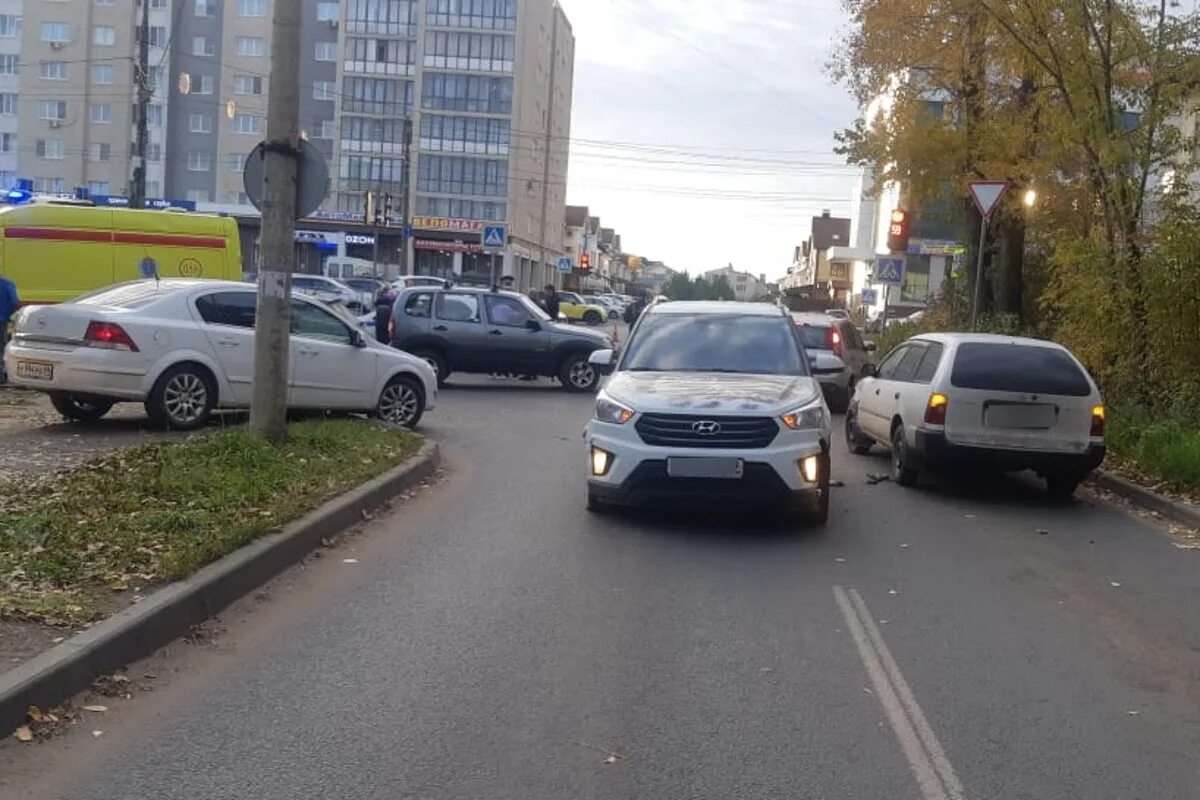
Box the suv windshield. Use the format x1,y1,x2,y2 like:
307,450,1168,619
622,313,808,375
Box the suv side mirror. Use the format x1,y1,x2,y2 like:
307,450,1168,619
861,363,878,378
589,348,616,375
525,318,542,331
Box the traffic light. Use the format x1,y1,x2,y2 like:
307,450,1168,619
363,191,375,225
382,193,393,227
887,208,910,254
580,253,590,270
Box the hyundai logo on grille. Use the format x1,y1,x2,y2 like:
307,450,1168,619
692,420,722,436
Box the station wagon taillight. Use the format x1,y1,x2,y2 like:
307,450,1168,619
1090,405,1106,437
827,326,844,359
84,321,139,352
924,392,949,425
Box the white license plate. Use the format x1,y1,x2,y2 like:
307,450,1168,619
984,403,1056,429
667,457,744,479
16,360,54,381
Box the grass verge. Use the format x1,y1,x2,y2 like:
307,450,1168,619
0,419,421,625
1105,405,1200,495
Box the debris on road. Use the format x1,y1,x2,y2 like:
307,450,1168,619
82,704,108,713
342,558,359,564
14,725,32,742
866,473,890,485
1110,581,1122,588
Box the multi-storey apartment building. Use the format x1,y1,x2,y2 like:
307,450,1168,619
1,0,574,289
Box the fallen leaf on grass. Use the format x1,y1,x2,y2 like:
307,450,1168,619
82,705,108,713
14,726,32,742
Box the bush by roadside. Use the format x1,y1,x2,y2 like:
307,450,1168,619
0,419,420,625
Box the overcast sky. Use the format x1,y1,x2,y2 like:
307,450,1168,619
555,0,861,281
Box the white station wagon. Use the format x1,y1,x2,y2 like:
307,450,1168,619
845,333,1106,497
4,279,437,430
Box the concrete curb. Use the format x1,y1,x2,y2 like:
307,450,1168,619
0,441,440,737
1091,469,1200,530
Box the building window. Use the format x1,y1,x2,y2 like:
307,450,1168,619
144,25,168,48
344,37,416,69
90,104,113,123
0,54,18,76
147,180,161,197
233,74,263,95
194,0,216,17
426,0,516,30
313,81,336,101
420,114,510,155
317,2,340,22
189,113,212,133
340,116,407,147
193,36,214,56
339,155,406,188
87,181,110,196
0,15,21,38
37,100,67,120
96,0,115,5
228,153,246,172
423,32,515,73
186,189,211,203
92,25,116,46
315,41,337,61
346,0,416,35
36,139,66,160
420,73,512,114
0,133,13,153
417,155,508,197
39,61,68,81
42,22,71,44
148,143,161,161
0,94,14,116
224,190,250,205
414,195,505,222
237,0,266,16
35,177,66,194
232,114,263,134
147,104,163,125
91,64,115,85
194,74,214,95
89,142,112,162
342,78,413,115
235,36,265,57
187,152,212,172
319,119,336,139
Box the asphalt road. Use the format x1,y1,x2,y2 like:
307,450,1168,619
4,378,1200,800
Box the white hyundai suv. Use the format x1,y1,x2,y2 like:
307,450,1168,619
845,332,1105,497
584,301,833,524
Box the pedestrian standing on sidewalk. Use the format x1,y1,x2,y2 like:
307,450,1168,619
374,284,398,343
543,284,560,320
0,268,18,384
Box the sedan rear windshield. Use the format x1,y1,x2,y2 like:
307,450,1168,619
796,324,831,350
950,342,1092,396
623,314,808,375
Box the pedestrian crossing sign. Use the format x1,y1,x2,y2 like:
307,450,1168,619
874,256,905,286
482,225,507,251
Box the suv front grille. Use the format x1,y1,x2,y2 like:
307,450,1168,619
635,414,779,449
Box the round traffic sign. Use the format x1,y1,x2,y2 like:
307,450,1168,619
243,139,330,220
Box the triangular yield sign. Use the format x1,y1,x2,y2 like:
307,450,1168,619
969,181,1009,218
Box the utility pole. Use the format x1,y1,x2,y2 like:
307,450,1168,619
537,2,559,290
249,0,302,443
399,116,413,276
130,0,151,209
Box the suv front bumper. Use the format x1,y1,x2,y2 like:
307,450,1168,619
586,420,829,511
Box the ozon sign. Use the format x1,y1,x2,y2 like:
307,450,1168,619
344,234,376,246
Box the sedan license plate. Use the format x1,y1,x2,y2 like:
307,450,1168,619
984,403,1056,430
15,360,54,382
667,457,744,479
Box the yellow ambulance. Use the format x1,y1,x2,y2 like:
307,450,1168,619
0,203,243,304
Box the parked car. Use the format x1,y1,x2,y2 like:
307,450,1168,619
824,309,851,320
582,295,622,319
556,291,610,325
791,312,876,413
341,276,387,301
389,286,612,391
391,275,452,291
584,301,833,524
292,274,373,315
3,279,437,430
845,333,1106,497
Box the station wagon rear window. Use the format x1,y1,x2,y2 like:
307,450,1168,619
950,343,1091,396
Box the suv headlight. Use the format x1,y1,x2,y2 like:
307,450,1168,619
595,396,635,425
780,398,829,431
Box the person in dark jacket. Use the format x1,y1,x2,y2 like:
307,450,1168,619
374,285,398,344
0,269,17,384
624,291,648,324
543,285,560,319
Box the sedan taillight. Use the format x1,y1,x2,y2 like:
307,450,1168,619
84,321,139,352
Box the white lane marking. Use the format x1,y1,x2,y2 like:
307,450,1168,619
833,586,968,800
